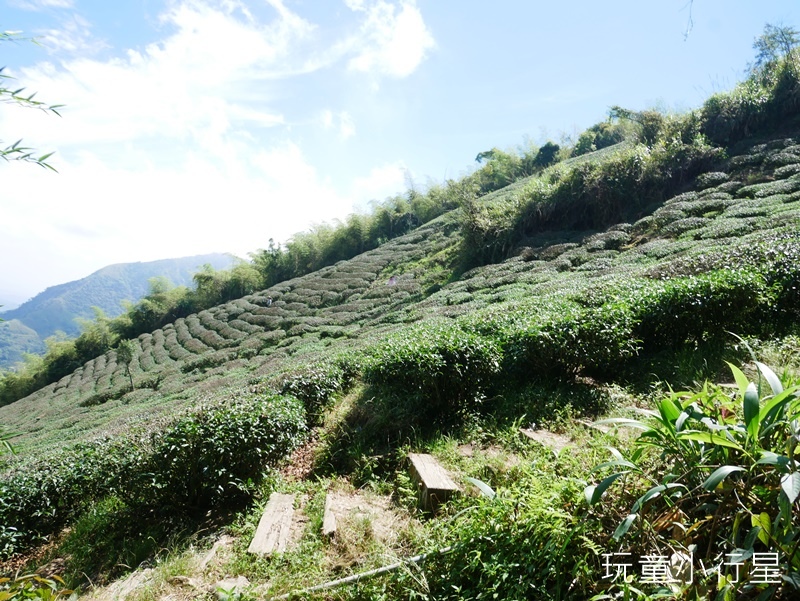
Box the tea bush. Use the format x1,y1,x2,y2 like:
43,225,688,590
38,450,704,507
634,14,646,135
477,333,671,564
364,320,502,417
122,393,305,513
0,393,306,557
280,361,353,422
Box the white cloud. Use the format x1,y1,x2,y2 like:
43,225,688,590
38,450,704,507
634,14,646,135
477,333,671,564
346,0,435,78
1,0,434,296
8,0,73,10
343,0,368,11
351,162,406,202
320,109,355,139
339,111,355,139
2,0,312,155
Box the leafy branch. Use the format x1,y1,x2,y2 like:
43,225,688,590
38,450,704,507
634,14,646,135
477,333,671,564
1,31,62,170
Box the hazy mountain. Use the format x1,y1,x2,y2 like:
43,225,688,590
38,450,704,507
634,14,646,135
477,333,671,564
0,320,45,368
0,253,236,368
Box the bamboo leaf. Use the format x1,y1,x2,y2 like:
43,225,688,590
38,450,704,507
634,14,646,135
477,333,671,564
630,483,685,512
678,431,744,451
464,476,496,500
612,513,638,541
585,472,627,505
594,418,650,431
727,362,751,400
703,465,746,491
781,472,800,504
755,361,783,396
759,386,800,430
744,382,760,441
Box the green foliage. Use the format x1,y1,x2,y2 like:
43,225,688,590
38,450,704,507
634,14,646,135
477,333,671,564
365,320,501,420
628,269,777,350
573,120,628,156
123,394,305,514
425,472,591,600
0,393,305,557
462,138,718,267
280,360,355,424
0,574,74,601
586,362,800,596
533,141,561,169
115,339,135,390
751,23,800,74
701,43,800,146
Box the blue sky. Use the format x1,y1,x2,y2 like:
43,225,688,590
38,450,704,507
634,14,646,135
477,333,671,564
2,0,800,304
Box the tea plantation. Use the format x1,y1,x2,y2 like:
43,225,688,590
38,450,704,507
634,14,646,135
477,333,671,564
2,50,800,601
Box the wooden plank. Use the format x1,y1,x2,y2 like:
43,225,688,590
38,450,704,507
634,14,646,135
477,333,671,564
322,493,337,537
408,453,458,511
247,493,295,555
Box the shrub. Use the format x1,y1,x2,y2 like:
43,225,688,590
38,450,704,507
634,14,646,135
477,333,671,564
0,394,305,557
280,361,350,422
426,472,590,600
123,393,305,514
365,321,502,417
631,270,776,349
503,304,639,380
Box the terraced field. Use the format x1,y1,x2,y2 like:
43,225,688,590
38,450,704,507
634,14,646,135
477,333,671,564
3,135,800,460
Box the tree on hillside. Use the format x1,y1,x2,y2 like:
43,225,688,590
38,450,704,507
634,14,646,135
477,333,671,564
1,31,62,170
116,339,135,391
751,23,800,74
532,141,560,169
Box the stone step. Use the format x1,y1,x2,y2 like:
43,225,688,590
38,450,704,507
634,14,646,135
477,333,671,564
322,493,337,537
247,492,295,555
408,453,458,512
519,427,571,452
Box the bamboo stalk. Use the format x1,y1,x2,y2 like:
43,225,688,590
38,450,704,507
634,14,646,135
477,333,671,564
267,546,453,600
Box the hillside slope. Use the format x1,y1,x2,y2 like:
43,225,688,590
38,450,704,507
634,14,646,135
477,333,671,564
2,131,799,457
0,253,236,369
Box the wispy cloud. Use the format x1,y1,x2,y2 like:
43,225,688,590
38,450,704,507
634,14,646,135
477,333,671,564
38,14,107,55
321,109,356,139
8,0,74,10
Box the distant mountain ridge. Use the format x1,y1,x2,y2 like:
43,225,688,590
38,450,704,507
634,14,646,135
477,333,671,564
0,253,237,369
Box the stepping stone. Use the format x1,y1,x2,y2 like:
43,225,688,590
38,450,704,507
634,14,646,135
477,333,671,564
519,428,571,452
248,492,295,555
322,493,337,537
408,453,458,512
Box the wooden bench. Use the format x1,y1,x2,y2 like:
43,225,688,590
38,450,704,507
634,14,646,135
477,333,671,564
247,492,295,555
408,453,458,512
